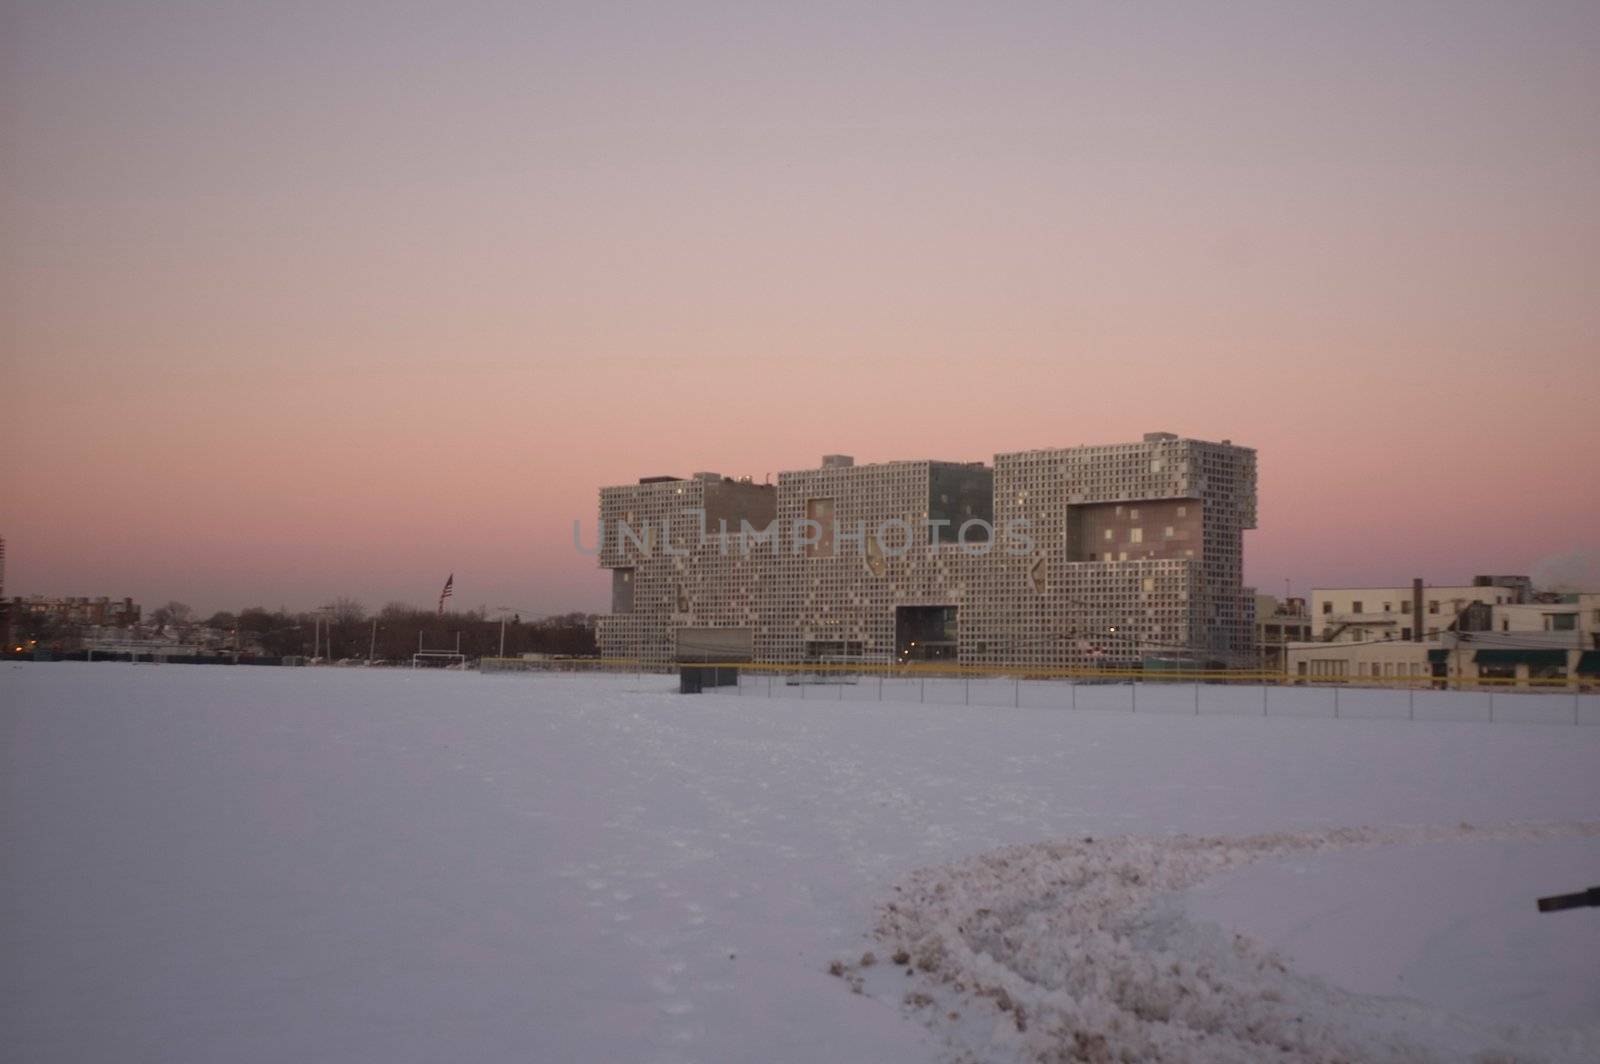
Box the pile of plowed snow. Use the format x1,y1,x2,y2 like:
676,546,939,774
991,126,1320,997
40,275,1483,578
844,823,1600,1063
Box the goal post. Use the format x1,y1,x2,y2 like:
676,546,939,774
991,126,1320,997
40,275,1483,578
411,650,467,669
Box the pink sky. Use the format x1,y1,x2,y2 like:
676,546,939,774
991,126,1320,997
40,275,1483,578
4,2,1598,616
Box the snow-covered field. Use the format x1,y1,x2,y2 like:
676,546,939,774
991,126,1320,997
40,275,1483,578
3,663,1597,1063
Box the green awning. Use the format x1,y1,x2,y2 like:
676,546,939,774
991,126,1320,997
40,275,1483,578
1427,649,1449,664
1577,650,1600,676
1472,649,1568,668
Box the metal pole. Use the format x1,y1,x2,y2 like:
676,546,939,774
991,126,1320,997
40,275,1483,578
1333,683,1340,718
1071,681,1077,710
1262,683,1268,716
1014,675,1020,708
1131,681,1137,713
878,673,883,702
499,616,506,659
1194,681,1200,715
1408,684,1415,721
369,618,377,663
1489,688,1495,723
964,676,970,705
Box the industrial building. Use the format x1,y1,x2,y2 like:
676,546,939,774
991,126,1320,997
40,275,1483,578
1255,595,1311,671
596,432,1258,667
1310,578,1531,642
1287,578,1600,688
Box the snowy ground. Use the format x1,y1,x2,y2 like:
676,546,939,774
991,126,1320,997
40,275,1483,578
2,663,1597,1063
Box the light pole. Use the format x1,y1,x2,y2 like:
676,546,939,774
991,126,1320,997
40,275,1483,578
494,606,533,660
317,605,336,663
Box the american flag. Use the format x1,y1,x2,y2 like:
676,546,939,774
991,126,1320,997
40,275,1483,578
438,573,454,616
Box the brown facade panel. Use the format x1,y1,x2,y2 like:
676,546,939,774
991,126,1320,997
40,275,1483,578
1066,499,1202,562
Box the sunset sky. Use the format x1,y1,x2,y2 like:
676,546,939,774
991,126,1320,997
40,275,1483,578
4,1,1598,617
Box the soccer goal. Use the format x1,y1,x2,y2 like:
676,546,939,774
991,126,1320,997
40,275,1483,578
411,650,467,669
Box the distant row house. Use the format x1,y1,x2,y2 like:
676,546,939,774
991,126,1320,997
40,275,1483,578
7,596,142,627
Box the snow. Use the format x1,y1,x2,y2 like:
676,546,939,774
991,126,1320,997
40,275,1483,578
860,825,1600,1063
3,662,1598,1063
1178,837,1600,1028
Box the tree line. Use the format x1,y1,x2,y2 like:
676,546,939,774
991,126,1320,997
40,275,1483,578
223,601,598,661
7,598,597,661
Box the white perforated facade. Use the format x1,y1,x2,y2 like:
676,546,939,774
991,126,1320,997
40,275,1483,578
596,434,1258,667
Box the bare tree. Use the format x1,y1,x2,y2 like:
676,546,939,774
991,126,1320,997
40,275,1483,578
151,601,193,628
329,597,366,625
